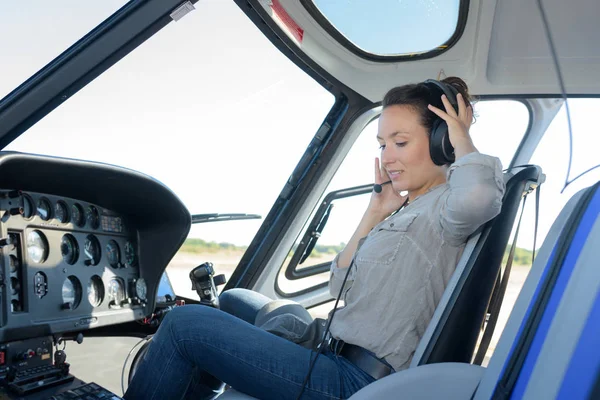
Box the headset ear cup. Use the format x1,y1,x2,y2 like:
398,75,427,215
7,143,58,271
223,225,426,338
429,119,447,166
441,127,456,164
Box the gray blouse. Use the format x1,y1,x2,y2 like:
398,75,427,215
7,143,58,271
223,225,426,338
328,152,505,372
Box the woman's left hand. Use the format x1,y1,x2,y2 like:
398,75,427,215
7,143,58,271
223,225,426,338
428,93,477,159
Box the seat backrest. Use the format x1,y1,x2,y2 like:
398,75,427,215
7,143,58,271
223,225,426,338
349,181,600,400
474,181,600,399
412,166,543,367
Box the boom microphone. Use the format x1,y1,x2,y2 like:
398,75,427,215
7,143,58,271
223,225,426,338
373,180,392,193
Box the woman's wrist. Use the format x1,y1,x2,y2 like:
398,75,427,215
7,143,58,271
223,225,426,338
452,136,478,160
363,208,388,228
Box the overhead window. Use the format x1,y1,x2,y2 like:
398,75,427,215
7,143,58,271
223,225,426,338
307,0,464,58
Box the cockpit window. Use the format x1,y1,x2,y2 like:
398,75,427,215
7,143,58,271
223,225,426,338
308,0,463,58
4,1,335,298
0,0,131,101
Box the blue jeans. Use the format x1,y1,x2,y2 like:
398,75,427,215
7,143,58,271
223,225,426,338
124,289,374,400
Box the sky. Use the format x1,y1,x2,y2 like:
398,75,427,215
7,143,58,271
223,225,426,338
1,0,599,253
313,0,459,55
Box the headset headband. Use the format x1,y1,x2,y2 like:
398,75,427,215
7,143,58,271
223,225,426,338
423,79,459,111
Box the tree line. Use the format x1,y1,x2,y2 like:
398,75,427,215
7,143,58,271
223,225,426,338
181,238,534,266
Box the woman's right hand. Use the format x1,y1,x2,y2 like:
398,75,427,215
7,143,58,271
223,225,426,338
367,157,408,218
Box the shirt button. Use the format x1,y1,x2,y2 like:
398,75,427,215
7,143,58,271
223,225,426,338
390,223,394,227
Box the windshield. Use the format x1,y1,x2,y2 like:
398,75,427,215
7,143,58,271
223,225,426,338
3,1,335,298
0,0,130,101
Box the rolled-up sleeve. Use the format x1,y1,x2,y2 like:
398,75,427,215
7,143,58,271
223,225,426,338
439,153,505,244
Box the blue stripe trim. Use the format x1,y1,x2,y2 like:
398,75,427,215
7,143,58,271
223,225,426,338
557,286,600,399
512,187,600,398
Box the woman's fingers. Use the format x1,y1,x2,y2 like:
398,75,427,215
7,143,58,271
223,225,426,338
441,94,458,118
457,93,467,120
465,104,473,127
428,104,450,122
374,157,383,184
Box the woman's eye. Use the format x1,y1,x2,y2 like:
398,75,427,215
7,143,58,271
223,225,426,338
379,144,386,150
396,142,407,147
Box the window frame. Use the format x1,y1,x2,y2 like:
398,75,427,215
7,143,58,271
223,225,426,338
283,183,373,281
300,0,471,62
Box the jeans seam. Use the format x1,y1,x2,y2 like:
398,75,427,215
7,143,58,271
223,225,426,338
146,320,193,400
148,343,179,400
177,338,342,399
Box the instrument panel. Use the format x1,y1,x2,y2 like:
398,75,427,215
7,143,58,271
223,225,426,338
0,152,191,344
0,190,147,338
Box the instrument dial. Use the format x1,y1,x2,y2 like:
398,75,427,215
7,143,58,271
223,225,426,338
27,230,48,264
107,278,125,306
86,206,100,229
87,276,104,307
124,241,136,267
37,198,52,221
84,235,101,266
22,195,34,219
55,201,69,223
106,240,121,268
135,278,147,301
62,276,82,310
61,234,79,265
72,203,84,227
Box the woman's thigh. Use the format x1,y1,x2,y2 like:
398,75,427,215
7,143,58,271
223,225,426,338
219,288,272,324
126,305,373,400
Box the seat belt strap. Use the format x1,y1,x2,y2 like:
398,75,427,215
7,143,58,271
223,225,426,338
532,184,540,264
473,184,538,365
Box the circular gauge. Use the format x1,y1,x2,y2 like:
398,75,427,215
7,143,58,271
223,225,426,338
54,201,69,223
10,277,20,295
37,198,52,221
87,276,104,307
135,278,147,301
106,240,120,268
62,276,82,310
11,300,21,312
107,278,125,305
71,203,84,227
124,241,136,267
22,195,34,219
9,255,19,273
27,230,48,263
60,234,79,265
83,235,101,266
86,206,100,230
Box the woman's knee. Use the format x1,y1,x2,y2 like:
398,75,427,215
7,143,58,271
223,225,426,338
219,288,255,311
160,304,220,334
219,289,271,323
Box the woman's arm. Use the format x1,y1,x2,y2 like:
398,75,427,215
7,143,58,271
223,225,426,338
330,158,408,296
429,93,505,242
439,153,505,242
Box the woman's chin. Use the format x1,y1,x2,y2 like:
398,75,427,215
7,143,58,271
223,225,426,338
391,181,408,193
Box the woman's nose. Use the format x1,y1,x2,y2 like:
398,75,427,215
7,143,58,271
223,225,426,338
381,145,395,165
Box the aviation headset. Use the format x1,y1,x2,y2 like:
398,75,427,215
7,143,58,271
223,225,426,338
422,79,461,166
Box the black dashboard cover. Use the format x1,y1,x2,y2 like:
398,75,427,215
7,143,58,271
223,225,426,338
0,151,191,342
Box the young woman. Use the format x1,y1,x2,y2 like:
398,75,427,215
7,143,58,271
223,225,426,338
124,77,505,400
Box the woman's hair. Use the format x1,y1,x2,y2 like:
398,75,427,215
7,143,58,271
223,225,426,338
382,76,475,134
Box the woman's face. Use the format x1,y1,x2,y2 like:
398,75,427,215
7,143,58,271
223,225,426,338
377,105,446,197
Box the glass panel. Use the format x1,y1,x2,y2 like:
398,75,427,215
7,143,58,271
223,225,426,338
277,99,529,294
277,118,379,294
4,1,335,298
0,0,131,100
312,0,461,55
476,98,600,365
470,100,530,169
